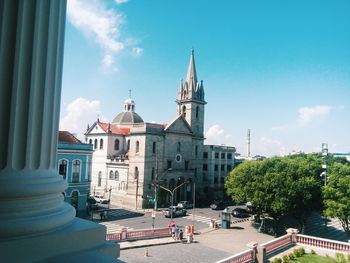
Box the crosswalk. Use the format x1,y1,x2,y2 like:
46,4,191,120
99,221,133,234
304,212,347,242
183,213,250,226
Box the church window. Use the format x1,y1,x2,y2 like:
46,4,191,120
167,160,172,169
94,139,98,149
115,171,119,181
196,106,199,119
98,171,102,186
195,145,198,156
185,160,189,170
203,152,208,159
114,139,120,151
182,106,186,118
151,167,155,181
89,139,92,145
58,159,67,180
100,139,103,149
132,105,135,111
109,170,114,180
134,167,139,179
127,139,130,151
72,160,81,183
177,142,181,152
152,142,156,154
136,140,140,153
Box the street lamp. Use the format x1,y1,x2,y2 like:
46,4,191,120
155,180,188,220
154,168,172,211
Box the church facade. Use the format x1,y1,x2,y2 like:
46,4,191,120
85,50,237,209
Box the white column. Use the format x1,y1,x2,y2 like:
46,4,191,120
0,0,75,239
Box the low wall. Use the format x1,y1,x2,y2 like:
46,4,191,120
106,227,170,241
215,249,255,263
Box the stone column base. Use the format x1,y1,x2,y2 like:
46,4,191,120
0,218,120,263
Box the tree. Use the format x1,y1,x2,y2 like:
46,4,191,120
323,162,350,238
225,154,323,231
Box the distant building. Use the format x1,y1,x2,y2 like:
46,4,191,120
332,153,350,162
57,131,93,216
85,50,239,209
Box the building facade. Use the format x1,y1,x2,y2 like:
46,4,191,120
86,50,238,209
57,131,93,216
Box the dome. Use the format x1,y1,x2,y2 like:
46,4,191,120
124,98,135,104
112,111,144,124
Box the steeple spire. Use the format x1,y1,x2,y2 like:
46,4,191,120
186,48,197,86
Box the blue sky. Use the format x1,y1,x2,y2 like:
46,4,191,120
60,0,350,157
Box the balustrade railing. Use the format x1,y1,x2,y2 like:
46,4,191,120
261,234,292,255
106,227,170,241
296,234,350,252
215,249,254,263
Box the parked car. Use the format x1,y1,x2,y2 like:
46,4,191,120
93,195,109,204
163,206,187,218
177,201,193,209
232,207,249,218
210,201,227,210
86,196,99,210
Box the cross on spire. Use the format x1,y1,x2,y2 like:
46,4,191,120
128,89,132,99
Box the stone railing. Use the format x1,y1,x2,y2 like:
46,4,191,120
106,227,170,241
262,234,293,255
296,234,350,253
215,249,255,263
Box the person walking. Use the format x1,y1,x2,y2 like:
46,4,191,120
174,225,179,240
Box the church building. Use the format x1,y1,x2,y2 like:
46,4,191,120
85,50,236,209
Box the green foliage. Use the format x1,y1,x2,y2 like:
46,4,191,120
288,253,295,260
282,255,290,262
225,154,323,228
322,163,350,237
272,258,282,263
311,249,316,255
335,253,346,263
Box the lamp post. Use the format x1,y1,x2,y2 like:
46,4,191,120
154,168,172,211
156,181,188,220
107,186,112,210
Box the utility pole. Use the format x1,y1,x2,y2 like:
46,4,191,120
247,129,251,158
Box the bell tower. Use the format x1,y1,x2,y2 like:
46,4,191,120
176,49,206,138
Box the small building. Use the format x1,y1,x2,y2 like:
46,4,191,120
57,131,93,216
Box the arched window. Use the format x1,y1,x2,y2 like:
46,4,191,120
127,139,130,151
152,141,156,154
94,139,98,149
177,142,181,152
58,159,67,180
114,139,120,151
151,167,155,181
100,139,103,149
182,105,186,118
72,160,81,183
89,139,92,145
134,167,139,180
196,106,199,119
136,140,139,153
115,171,119,181
109,170,114,180
71,191,79,211
98,171,102,186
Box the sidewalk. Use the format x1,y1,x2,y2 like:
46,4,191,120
119,236,184,250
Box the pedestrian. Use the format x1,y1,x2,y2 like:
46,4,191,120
179,229,183,240
171,225,176,239
174,225,179,240
168,220,175,235
103,210,107,220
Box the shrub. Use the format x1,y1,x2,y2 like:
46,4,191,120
288,253,295,260
273,258,282,263
311,249,316,255
336,253,346,263
293,249,301,257
282,255,289,263
299,248,305,255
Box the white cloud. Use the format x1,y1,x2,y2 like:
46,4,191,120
60,98,106,140
102,54,114,68
205,125,234,146
67,0,125,68
297,105,332,126
115,0,129,3
258,137,287,156
133,47,144,56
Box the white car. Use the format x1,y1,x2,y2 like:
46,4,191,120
163,206,187,218
177,201,193,209
93,195,109,204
